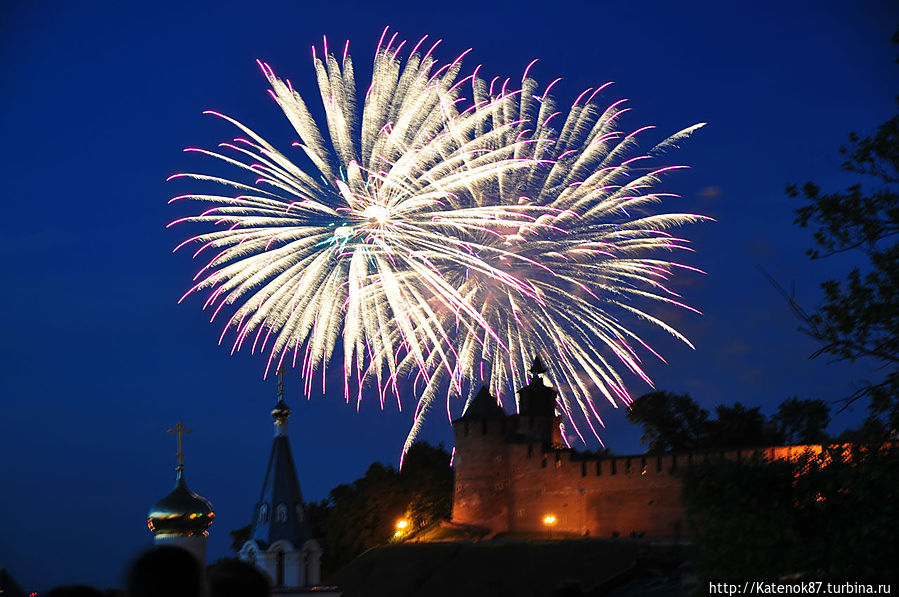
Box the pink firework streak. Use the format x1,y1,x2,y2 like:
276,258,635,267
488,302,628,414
168,27,709,458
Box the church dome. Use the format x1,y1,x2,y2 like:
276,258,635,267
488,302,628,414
147,470,214,537
271,397,291,422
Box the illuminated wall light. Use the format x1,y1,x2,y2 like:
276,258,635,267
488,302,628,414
394,518,409,538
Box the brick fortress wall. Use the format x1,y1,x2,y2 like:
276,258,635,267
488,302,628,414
450,362,820,538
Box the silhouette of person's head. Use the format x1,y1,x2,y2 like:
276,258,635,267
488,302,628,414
46,586,105,597
126,545,203,597
552,580,585,597
208,559,270,597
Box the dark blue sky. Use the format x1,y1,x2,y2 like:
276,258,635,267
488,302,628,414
1,0,896,591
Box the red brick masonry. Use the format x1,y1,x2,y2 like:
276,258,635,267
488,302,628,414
451,414,822,538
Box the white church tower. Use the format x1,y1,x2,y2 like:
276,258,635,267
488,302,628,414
239,369,325,592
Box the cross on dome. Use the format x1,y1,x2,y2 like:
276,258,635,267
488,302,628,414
167,421,193,471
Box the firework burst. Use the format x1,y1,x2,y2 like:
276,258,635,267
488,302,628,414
169,29,707,452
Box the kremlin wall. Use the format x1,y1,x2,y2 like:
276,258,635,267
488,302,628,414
450,358,821,538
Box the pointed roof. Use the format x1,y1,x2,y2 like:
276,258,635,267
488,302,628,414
529,355,547,377
518,356,557,418
249,393,312,550
457,385,507,421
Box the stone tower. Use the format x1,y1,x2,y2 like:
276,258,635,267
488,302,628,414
451,384,512,531
513,356,562,447
239,370,322,590
451,356,564,534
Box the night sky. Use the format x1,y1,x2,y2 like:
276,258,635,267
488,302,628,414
1,1,897,591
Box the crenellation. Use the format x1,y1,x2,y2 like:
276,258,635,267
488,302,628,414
454,417,828,538
451,360,827,538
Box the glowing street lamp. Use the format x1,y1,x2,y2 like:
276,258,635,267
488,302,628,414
394,518,409,538
543,514,557,539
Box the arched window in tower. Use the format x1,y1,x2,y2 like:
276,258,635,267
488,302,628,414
258,503,269,523
276,503,288,522
295,504,305,522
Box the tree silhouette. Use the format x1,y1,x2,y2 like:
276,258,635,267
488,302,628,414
771,397,831,445
784,30,899,432
306,442,453,578
626,391,710,453
707,402,782,448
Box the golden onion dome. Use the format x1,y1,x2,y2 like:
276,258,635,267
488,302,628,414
147,470,214,537
271,397,291,423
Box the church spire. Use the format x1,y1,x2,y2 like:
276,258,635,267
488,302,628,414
271,366,291,437
249,370,311,550
239,371,323,589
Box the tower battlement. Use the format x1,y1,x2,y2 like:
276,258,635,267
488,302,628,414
451,365,825,539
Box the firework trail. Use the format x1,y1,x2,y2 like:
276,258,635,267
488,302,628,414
399,69,709,452
169,29,707,453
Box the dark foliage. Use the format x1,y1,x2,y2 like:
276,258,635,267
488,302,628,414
682,454,798,579
628,392,789,452
771,397,831,445
306,441,453,579
626,391,711,453
708,402,782,449
682,445,899,580
784,30,899,431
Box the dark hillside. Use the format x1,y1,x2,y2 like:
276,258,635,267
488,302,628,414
333,539,690,597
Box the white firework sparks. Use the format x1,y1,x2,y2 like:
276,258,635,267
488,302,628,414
169,29,707,453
